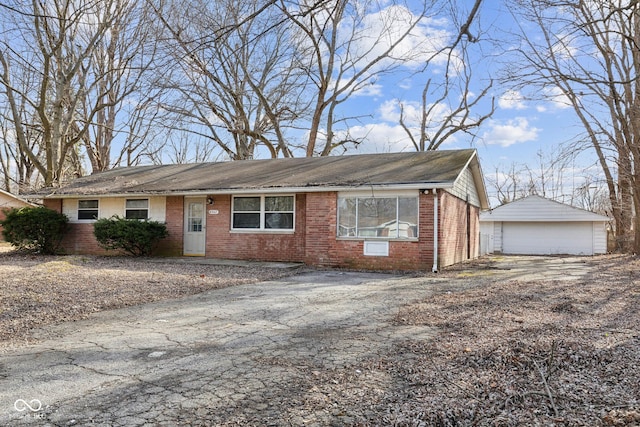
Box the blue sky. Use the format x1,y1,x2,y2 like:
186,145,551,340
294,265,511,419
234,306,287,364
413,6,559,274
115,0,596,207
312,0,600,207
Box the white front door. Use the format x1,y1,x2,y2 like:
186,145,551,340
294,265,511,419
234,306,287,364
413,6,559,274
184,198,206,256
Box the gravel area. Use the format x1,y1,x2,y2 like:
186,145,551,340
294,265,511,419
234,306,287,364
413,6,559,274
1,248,639,425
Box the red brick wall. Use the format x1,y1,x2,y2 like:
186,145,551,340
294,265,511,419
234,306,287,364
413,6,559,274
60,223,110,254
156,196,184,256
41,199,112,255
44,198,183,256
43,198,62,212
304,192,435,271
205,194,307,262
45,190,480,270
438,191,480,267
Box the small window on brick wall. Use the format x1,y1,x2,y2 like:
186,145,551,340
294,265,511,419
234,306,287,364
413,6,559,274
125,199,149,220
232,195,294,230
77,199,99,220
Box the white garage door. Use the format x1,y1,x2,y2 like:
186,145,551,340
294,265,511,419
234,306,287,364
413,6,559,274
502,222,594,255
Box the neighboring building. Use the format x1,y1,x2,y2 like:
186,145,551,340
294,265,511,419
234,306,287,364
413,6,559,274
480,195,610,256
35,149,489,271
0,189,35,241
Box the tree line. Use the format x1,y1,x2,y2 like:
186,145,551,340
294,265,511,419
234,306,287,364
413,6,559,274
0,0,489,190
1,0,639,253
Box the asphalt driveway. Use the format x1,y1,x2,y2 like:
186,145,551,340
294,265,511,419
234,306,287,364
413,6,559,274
0,256,595,426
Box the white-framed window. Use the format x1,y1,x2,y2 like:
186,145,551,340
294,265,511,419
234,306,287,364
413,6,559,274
337,194,418,239
232,195,294,230
77,199,99,220
125,199,149,220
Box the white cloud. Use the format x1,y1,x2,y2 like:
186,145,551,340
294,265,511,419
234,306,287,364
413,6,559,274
346,6,456,72
542,86,572,109
334,123,415,153
378,99,402,122
482,117,539,147
498,90,527,110
377,98,450,128
351,81,383,97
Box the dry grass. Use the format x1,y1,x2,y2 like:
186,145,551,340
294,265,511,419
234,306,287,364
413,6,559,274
0,250,296,349
355,255,640,426
1,248,638,425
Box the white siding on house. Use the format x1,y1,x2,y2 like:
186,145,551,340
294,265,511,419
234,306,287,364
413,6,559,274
449,167,480,207
493,222,502,253
479,222,493,255
64,196,167,222
479,221,503,254
0,191,32,210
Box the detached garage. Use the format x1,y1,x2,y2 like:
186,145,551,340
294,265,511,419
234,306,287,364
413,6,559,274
480,195,610,255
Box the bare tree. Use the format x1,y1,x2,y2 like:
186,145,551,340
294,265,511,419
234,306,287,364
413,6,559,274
505,0,639,252
486,162,524,206
486,147,598,209
281,0,435,156
149,0,305,160
0,0,135,187
397,0,494,151
0,89,40,192
75,0,159,174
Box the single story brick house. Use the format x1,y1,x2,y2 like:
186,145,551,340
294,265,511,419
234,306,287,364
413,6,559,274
37,149,489,271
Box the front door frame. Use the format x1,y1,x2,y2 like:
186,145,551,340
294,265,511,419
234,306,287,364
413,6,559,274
183,197,206,256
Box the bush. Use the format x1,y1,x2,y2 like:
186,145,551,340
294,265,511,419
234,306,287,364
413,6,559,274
93,216,169,256
1,206,68,254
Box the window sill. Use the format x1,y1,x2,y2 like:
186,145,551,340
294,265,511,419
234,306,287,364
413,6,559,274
336,236,419,242
230,229,295,235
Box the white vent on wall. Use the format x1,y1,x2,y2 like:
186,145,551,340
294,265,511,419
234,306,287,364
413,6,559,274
363,241,389,256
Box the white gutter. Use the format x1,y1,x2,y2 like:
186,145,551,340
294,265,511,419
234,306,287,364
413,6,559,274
432,189,439,273
40,182,455,199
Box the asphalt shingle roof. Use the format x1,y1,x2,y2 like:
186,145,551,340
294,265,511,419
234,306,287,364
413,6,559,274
39,149,480,197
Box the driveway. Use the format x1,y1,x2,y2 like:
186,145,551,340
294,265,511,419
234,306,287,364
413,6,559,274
0,256,595,426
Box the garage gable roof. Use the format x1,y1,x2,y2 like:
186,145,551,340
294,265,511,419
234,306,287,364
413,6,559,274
480,195,610,222
36,149,488,207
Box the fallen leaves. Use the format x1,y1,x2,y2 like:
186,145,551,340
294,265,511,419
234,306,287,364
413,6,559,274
0,252,295,349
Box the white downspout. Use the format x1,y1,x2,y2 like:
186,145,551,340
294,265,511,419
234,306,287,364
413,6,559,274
432,189,439,273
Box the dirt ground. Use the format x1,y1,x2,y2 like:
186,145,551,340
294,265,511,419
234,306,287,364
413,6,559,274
0,250,297,349
387,255,640,426
1,249,639,426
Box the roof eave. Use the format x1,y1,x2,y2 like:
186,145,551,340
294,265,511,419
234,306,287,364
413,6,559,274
41,182,456,199
455,150,490,210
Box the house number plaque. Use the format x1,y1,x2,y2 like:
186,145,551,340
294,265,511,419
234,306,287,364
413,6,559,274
208,210,219,215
